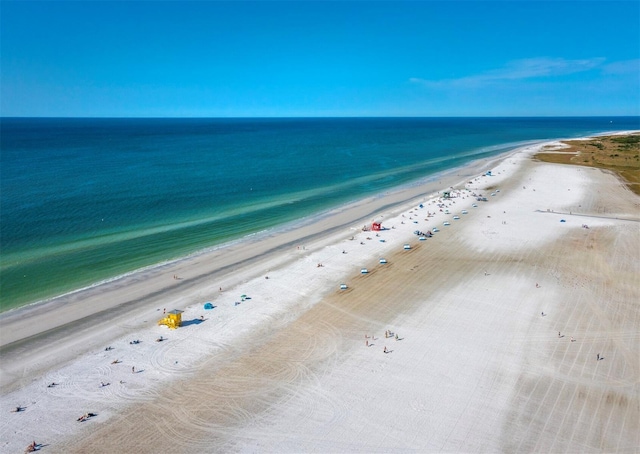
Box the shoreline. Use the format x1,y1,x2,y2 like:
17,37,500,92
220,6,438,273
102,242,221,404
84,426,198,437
0,136,533,315
0,146,510,354
1,140,530,316
1,134,638,453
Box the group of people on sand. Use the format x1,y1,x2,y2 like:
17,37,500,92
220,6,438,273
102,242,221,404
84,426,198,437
384,329,399,340
364,330,401,352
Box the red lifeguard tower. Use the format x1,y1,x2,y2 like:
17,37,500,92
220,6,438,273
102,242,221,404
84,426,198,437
372,222,382,231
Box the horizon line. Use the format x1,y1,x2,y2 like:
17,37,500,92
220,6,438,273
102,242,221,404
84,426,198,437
2,115,639,120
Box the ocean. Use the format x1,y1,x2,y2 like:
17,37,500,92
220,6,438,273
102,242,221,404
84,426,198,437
1,117,638,312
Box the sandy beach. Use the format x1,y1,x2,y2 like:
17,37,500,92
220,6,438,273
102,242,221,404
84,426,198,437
1,136,639,453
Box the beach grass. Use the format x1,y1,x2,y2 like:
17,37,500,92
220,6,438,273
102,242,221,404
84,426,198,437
534,133,640,195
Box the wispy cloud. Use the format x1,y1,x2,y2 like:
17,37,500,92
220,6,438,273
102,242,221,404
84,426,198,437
601,59,640,75
410,57,606,88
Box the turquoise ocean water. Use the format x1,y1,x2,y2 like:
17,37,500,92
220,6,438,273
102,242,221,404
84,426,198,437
1,117,638,312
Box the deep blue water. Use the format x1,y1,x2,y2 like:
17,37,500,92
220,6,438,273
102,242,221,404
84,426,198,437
1,117,638,311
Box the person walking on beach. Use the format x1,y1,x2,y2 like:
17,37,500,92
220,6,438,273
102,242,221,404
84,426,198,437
132,366,135,373
597,353,600,361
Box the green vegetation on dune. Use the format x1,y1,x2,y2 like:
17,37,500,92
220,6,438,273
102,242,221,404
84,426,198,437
535,133,640,195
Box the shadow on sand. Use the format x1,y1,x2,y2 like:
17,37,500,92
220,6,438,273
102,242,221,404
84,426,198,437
180,318,205,327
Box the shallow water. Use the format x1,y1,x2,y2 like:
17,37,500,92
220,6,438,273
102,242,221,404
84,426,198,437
1,116,638,310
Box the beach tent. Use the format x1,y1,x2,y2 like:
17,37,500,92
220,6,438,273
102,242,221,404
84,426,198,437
204,302,214,310
372,222,382,231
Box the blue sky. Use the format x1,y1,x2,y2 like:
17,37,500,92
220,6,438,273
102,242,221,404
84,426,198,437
1,1,638,117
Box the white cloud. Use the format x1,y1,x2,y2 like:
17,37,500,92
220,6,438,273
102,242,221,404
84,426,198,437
411,57,606,88
601,59,640,75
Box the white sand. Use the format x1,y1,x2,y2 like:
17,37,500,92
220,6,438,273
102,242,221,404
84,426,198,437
1,138,639,453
